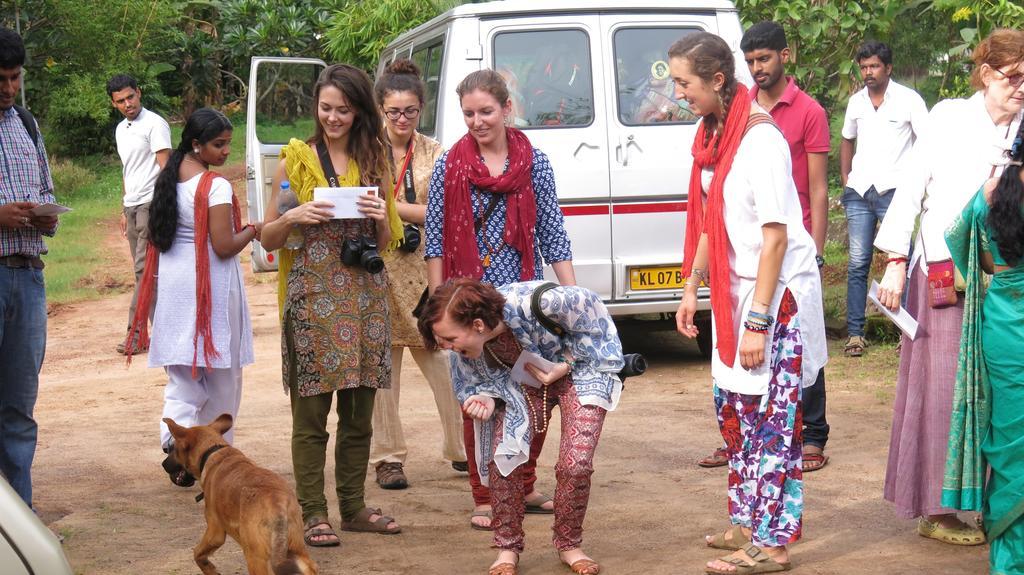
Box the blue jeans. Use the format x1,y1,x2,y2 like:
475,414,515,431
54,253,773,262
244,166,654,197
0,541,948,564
0,265,47,508
842,186,895,337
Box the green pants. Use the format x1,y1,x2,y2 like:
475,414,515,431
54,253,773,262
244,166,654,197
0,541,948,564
289,383,377,524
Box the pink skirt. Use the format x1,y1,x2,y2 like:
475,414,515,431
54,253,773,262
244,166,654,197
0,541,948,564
883,265,963,519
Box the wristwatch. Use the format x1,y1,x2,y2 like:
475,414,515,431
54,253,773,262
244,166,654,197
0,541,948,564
815,255,825,269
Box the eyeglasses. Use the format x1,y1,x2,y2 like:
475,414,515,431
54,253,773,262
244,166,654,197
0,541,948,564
383,107,421,121
992,66,1024,89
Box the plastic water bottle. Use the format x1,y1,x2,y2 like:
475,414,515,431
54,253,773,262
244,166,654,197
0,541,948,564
277,181,303,250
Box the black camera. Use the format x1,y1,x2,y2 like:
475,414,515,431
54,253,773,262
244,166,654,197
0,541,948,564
399,224,421,253
618,353,647,383
341,237,384,274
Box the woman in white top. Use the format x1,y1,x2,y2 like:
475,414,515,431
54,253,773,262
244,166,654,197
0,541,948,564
671,33,826,574
874,29,1024,545
134,108,260,487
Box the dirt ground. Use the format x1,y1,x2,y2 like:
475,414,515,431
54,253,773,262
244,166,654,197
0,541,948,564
32,177,989,575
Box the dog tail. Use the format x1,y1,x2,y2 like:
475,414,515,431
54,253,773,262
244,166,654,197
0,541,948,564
270,516,298,575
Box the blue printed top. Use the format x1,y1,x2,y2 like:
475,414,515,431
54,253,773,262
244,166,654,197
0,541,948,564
424,148,572,283
450,281,624,483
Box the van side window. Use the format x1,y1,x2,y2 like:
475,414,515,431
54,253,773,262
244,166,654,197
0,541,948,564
493,29,594,128
411,40,445,136
253,61,322,144
614,27,699,126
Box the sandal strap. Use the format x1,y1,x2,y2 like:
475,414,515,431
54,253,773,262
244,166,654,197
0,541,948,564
304,515,332,530
742,544,769,563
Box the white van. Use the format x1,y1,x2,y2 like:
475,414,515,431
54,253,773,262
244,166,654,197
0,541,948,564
245,0,752,356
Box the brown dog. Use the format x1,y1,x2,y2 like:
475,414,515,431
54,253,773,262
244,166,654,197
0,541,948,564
164,414,317,575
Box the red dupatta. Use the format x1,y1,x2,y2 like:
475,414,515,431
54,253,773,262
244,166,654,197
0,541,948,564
680,84,757,368
126,171,242,376
442,127,537,281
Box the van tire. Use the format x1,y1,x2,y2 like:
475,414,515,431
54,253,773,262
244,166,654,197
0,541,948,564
696,318,713,359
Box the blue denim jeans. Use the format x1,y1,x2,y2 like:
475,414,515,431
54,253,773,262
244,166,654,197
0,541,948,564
841,186,895,337
0,265,47,508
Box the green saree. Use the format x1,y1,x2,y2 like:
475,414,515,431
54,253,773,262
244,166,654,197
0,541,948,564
945,188,1024,574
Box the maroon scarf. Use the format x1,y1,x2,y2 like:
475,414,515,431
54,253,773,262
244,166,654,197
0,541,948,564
442,127,537,281
680,84,756,368
126,171,241,376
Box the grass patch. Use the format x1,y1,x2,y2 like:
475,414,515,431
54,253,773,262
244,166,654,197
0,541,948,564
45,156,126,304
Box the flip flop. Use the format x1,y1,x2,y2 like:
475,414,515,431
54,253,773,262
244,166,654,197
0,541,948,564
470,509,493,531
525,493,554,514
801,452,829,473
698,447,730,468
303,517,341,548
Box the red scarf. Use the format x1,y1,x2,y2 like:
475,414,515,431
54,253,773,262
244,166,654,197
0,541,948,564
126,171,241,376
442,127,537,281
680,84,754,368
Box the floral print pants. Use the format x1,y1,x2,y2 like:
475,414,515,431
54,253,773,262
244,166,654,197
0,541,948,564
715,289,804,548
489,376,607,553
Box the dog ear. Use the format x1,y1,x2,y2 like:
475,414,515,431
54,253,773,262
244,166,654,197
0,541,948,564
210,413,234,436
164,418,186,439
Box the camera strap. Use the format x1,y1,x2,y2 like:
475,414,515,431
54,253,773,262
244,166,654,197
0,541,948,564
530,282,566,338
390,140,416,204
316,141,340,187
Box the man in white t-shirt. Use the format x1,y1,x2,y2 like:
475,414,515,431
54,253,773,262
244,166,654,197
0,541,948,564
839,41,928,358
107,74,171,354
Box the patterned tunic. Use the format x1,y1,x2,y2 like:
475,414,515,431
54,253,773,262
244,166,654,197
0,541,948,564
383,132,444,348
449,281,624,482
282,217,391,397
424,148,572,284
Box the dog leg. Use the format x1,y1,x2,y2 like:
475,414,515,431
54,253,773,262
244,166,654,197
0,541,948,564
194,523,227,575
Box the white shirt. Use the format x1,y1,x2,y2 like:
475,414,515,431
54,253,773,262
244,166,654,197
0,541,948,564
149,175,254,369
875,91,1021,270
700,118,827,395
842,79,929,196
115,107,172,207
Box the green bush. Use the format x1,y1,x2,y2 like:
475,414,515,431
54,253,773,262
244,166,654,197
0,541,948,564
46,72,118,157
50,159,98,203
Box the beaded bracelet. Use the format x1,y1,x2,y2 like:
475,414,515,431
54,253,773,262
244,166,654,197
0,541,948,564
557,354,576,370
743,320,771,333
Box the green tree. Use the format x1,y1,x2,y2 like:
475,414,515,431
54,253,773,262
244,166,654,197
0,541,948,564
323,0,464,72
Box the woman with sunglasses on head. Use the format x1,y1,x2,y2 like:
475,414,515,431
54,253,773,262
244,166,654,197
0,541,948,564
424,70,575,535
875,29,1024,546
130,108,259,487
368,59,467,490
418,278,623,575
945,119,1024,575
670,32,827,573
260,63,405,547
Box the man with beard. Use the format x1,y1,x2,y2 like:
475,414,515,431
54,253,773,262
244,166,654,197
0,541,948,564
696,21,833,474
839,42,927,359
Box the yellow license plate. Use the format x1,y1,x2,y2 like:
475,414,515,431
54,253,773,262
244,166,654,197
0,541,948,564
629,265,686,290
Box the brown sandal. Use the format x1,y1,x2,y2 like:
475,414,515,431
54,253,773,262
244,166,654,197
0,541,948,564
706,524,750,551
489,562,517,575
568,558,601,574
698,447,729,468
470,509,493,531
802,452,829,473
705,544,791,574
340,507,401,535
302,516,341,547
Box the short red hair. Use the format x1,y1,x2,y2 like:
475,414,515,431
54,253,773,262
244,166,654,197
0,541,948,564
417,278,506,350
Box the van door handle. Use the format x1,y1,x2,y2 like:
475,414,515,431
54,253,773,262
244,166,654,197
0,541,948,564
573,142,599,158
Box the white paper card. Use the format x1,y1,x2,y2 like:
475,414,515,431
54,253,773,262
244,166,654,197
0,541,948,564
312,187,378,219
29,203,71,217
510,351,558,389
868,280,918,340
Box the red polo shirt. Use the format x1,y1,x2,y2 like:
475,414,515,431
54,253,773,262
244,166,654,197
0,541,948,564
749,77,830,233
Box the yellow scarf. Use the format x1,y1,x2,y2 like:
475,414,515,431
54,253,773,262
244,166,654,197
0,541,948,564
277,138,403,318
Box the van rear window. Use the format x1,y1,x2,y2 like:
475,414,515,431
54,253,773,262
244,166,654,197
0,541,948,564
614,27,700,126
493,29,594,128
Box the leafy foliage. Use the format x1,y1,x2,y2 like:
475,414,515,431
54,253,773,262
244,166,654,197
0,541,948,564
324,0,463,72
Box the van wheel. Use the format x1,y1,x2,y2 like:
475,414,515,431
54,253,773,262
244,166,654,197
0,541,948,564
696,318,713,359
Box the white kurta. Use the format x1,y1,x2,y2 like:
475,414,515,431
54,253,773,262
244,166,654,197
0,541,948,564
703,120,827,395
149,174,254,369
